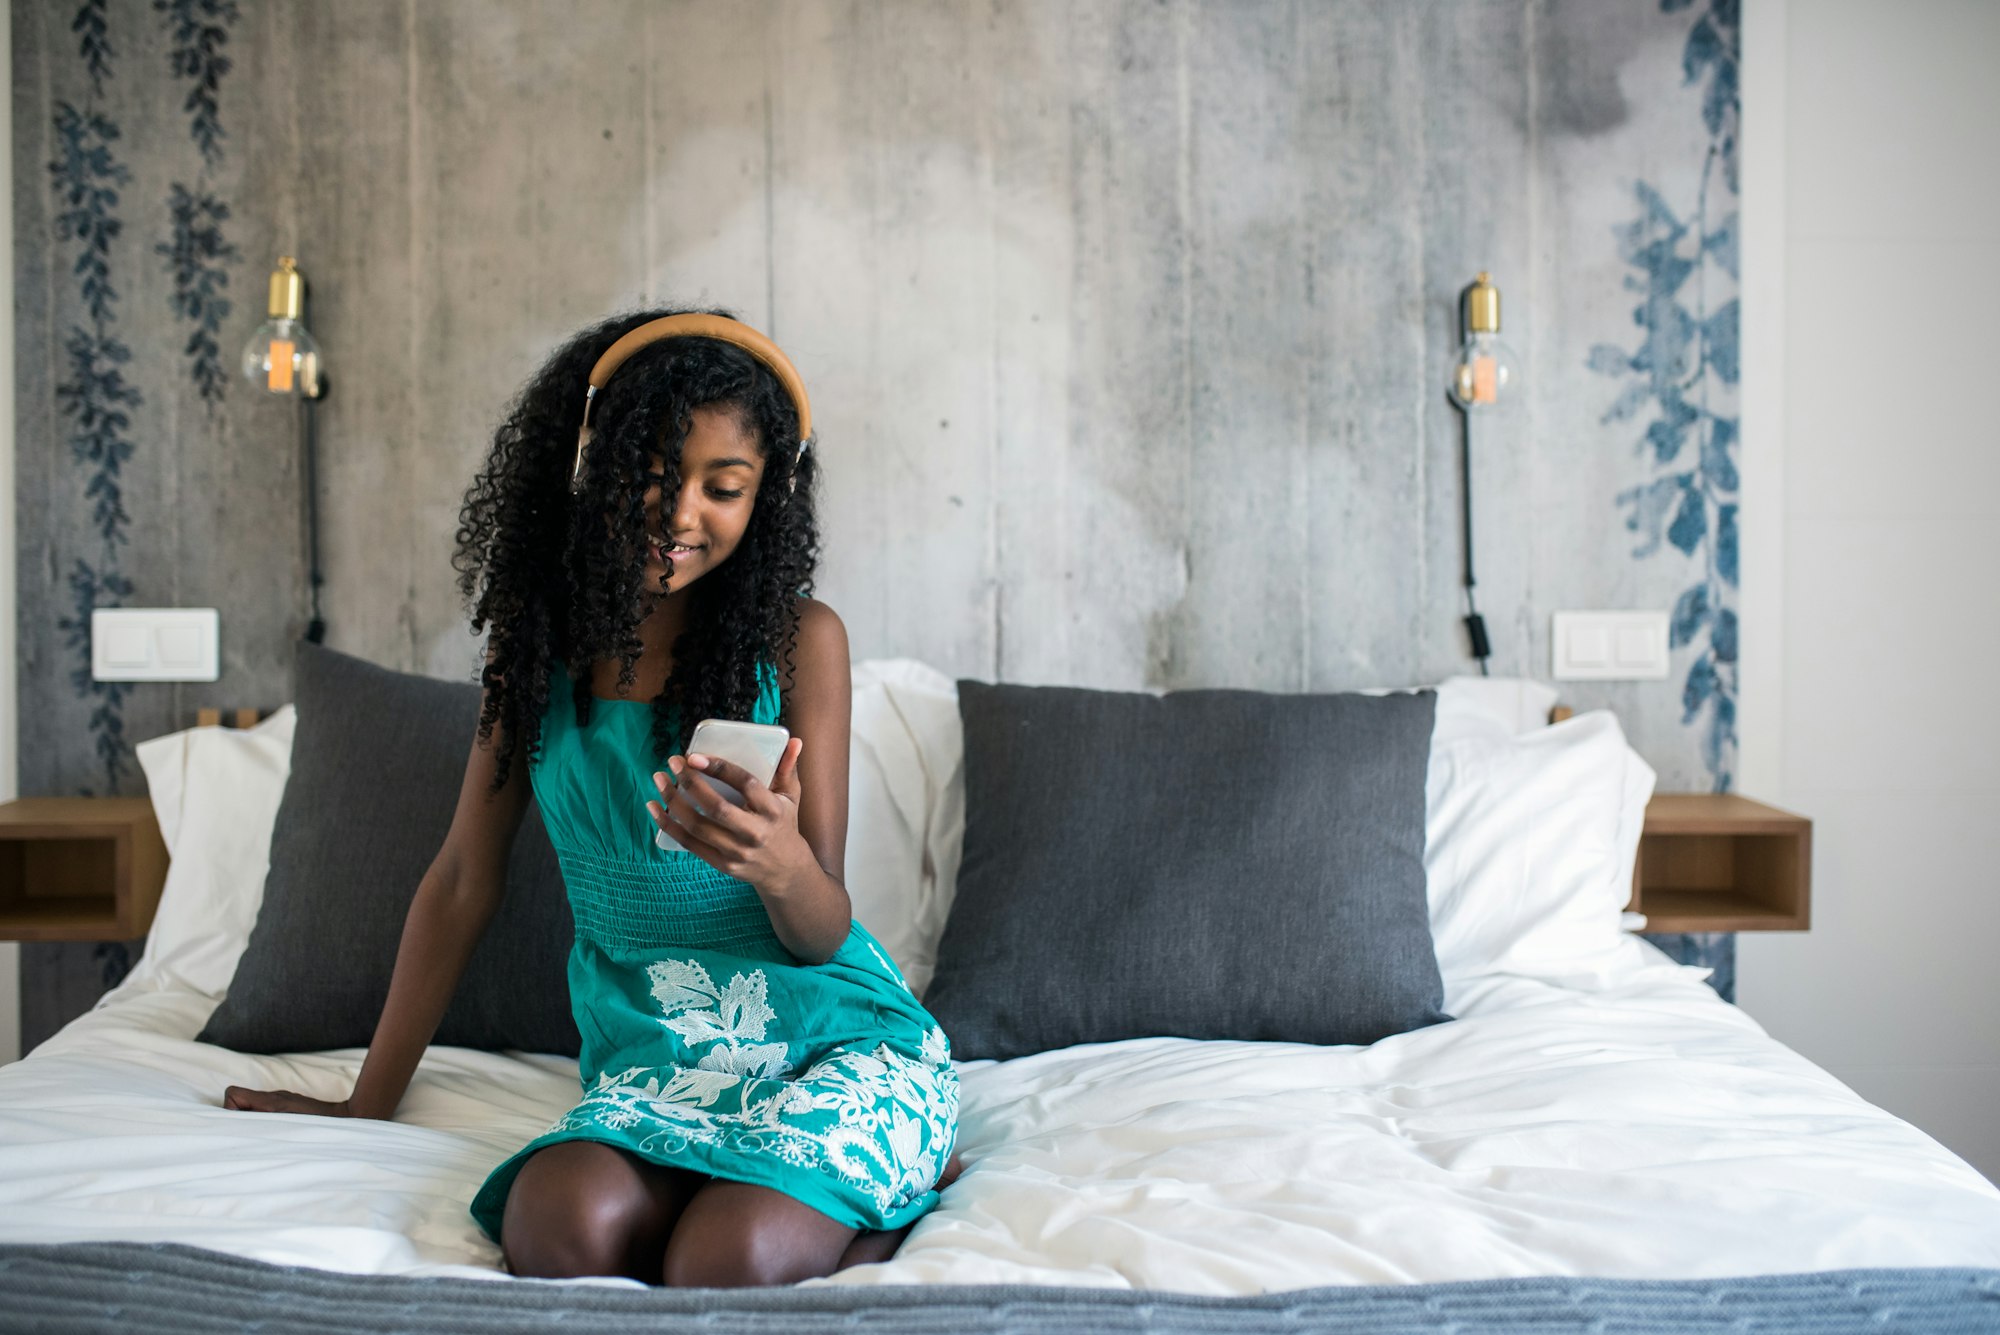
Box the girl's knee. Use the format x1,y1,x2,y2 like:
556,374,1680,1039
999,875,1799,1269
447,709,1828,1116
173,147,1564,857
661,1199,846,1288
661,1217,797,1288
503,1208,619,1278
501,1144,655,1280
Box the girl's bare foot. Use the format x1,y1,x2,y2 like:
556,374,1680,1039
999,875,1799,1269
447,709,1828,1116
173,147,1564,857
833,1152,965,1270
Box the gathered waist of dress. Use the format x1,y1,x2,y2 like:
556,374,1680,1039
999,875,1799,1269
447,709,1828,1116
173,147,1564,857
557,846,789,959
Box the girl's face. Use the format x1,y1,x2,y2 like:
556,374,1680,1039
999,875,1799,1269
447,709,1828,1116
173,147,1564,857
640,404,765,593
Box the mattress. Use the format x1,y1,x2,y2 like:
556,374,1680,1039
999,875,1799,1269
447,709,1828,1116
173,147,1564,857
2,942,1996,1293
6,1243,2000,1334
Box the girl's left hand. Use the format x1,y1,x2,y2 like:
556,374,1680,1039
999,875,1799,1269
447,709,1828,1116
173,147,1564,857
648,738,815,894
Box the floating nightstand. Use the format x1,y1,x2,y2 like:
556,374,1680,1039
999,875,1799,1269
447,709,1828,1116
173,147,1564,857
1631,794,1812,934
0,798,168,943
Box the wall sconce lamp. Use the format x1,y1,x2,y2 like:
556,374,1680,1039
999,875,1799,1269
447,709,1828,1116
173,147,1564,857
1445,272,1519,676
241,256,329,644
1448,272,1516,412
242,256,321,398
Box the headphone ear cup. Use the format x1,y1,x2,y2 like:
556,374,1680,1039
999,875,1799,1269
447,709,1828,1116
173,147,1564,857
569,425,592,495
786,436,811,497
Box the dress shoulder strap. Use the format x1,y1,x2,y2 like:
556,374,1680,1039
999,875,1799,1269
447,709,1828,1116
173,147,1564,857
754,658,783,726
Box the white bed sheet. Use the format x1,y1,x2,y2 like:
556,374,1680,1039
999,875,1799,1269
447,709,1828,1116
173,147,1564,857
1,946,1996,1294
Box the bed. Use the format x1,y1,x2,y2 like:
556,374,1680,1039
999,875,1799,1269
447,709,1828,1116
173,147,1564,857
2,658,1997,1331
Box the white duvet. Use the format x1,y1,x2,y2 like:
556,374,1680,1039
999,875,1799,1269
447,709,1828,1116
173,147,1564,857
3,946,1997,1293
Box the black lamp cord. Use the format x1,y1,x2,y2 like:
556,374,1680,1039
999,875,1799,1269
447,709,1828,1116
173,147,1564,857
301,391,326,645
1457,406,1491,676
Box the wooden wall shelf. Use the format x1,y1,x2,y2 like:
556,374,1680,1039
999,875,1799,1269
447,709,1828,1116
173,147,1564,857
1631,793,1811,933
0,798,168,943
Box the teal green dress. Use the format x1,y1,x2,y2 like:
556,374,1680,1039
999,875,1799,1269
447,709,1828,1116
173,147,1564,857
469,662,958,1240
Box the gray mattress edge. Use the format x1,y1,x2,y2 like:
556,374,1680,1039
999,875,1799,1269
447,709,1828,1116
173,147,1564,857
2,1242,1999,1334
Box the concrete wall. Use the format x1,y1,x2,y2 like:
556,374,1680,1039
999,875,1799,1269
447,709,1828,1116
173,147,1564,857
1736,0,2000,1184
13,4,1735,1044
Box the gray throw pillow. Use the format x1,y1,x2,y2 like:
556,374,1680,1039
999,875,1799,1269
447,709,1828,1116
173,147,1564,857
923,681,1447,1060
198,640,578,1055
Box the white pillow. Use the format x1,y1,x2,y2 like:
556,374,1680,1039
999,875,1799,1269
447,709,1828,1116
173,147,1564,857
1430,674,1561,742
845,659,964,996
1424,709,1655,988
127,706,297,1000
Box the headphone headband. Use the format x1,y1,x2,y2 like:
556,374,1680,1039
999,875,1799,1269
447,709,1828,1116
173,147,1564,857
569,313,814,495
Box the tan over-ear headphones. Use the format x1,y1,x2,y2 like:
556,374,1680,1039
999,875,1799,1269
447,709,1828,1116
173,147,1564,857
568,313,814,497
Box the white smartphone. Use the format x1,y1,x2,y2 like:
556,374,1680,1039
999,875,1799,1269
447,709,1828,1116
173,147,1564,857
655,718,790,851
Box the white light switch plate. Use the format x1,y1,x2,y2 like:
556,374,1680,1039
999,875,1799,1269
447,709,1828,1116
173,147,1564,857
91,608,220,682
1552,610,1670,681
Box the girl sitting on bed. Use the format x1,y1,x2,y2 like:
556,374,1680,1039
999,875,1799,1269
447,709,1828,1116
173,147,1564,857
222,309,962,1287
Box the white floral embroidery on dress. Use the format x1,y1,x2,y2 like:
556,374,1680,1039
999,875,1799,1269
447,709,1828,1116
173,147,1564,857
539,955,959,1216
647,958,793,1080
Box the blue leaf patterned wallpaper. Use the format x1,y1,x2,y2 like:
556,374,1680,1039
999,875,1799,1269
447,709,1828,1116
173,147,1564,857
47,0,144,796
1593,0,1741,790
11,0,1747,1037
39,0,240,800
155,0,238,404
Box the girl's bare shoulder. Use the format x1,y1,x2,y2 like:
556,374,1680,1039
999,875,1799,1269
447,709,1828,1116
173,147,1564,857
794,596,847,645
783,597,849,694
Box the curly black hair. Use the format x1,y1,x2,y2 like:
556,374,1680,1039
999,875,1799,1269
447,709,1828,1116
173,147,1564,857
451,307,820,794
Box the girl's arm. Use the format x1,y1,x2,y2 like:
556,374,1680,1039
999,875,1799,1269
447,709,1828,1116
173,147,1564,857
649,598,854,963
224,677,530,1118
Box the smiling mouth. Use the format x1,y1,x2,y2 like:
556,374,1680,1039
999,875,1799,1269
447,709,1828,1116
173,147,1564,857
648,537,703,563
